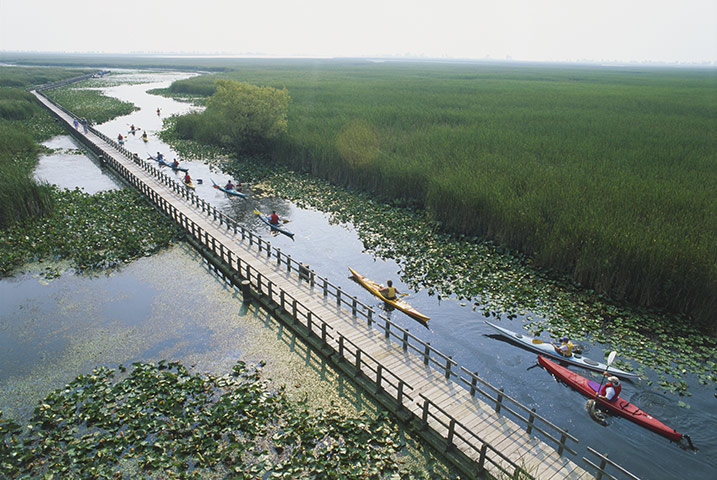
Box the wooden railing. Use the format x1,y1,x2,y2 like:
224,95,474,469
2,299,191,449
34,85,643,480
583,448,641,480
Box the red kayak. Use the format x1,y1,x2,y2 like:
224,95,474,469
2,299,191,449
538,355,686,443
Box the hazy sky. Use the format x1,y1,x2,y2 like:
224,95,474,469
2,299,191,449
1,0,715,63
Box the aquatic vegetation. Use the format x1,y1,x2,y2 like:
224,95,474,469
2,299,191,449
0,360,421,479
0,85,66,228
45,84,138,125
168,62,717,329
0,187,182,276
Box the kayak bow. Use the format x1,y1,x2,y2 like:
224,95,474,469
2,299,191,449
485,320,639,379
538,355,685,443
348,267,429,323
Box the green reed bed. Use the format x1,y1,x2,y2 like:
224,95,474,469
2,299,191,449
0,85,67,228
167,61,717,330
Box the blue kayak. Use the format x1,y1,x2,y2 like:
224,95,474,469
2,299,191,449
211,179,246,198
254,209,294,239
148,154,188,172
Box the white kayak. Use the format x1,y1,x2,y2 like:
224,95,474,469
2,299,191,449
484,320,640,380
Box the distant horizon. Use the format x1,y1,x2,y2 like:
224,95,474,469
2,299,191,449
1,50,715,68
1,1,714,65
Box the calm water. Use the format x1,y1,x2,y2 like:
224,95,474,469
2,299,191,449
7,70,714,479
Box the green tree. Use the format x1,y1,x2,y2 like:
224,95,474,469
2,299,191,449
202,79,289,153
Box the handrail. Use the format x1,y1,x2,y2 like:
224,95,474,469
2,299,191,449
584,447,641,480
418,394,534,479
33,86,599,478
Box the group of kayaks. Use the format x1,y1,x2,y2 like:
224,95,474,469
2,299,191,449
485,320,693,447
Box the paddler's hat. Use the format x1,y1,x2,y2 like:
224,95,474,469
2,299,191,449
559,336,569,342
608,376,620,386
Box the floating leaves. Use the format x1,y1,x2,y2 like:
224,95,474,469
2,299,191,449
0,187,182,276
0,360,414,479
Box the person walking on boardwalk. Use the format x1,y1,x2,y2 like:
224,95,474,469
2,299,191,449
73,118,79,129
379,280,398,301
81,118,88,133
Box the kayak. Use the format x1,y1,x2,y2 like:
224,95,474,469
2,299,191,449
348,267,429,323
254,209,294,239
484,320,640,379
148,155,188,172
211,179,246,198
142,136,148,143
182,177,195,190
538,355,686,442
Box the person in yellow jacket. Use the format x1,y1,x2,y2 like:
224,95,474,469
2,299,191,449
554,336,574,357
379,280,398,301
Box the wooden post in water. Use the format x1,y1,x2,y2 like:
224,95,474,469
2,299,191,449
240,280,251,304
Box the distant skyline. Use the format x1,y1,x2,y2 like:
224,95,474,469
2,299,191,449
1,0,715,64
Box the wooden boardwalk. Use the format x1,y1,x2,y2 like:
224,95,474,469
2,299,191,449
33,88,601,480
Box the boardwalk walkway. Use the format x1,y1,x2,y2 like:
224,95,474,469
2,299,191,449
33,87,607,480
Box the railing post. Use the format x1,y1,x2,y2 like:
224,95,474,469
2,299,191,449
355,349,361,371
526,408,536,434
367,308,373,326
338,336,344,358
470,373,478,397
321,322,327,345
397,381,404,405
292,299,298,321
558,430,567,456
477,444,488,472
351,298,357,317
402,331,408,351
385,321,390,339
596,454,607,480
495,387,504,414
276,248,281,266
423,342,431,365
420,398,429,430
336,287,342,308
322,278,328,297
307,309,313,333
375,365,383,393
444,356,452,379
446,419,456,451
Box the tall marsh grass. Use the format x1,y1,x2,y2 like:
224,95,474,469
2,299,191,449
169,61,716,329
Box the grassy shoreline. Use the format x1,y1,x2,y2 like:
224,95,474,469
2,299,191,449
164,61,717,330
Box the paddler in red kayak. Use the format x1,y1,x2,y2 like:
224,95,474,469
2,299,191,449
597,376,621,402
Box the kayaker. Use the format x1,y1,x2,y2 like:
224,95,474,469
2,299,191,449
157,152,164,162
268,211,280,225
554,336,574,357
141,131,148,140
379,280,398,301
597,376,621,402
172,158,180,168
117,134,124,143
184,172,192,184
157,107,161,116
224,180,234,190
130,124,136,132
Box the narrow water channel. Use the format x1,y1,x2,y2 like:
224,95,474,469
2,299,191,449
3,69,714,479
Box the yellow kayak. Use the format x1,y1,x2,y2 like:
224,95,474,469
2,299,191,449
349,267,429,323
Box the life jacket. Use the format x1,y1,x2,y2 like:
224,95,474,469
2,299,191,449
384,286,397,300
599,383,621,401
561,341,574,356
